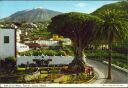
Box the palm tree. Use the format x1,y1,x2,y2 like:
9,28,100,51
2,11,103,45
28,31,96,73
92,9,128,79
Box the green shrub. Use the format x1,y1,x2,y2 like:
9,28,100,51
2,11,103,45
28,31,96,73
5,56,16,62
85,49,127,69
0,57,16,72
57,50,67,56
44,50,57,56
49,69,59,73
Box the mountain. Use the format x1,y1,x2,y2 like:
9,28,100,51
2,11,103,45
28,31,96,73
1,8,62,23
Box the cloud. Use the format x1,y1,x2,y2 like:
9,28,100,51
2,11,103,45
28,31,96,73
75,3,86,8
34,6,43,9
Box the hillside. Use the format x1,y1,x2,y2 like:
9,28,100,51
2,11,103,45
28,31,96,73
92,1,128,19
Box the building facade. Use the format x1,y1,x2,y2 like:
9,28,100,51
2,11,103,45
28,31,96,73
0,29,16,60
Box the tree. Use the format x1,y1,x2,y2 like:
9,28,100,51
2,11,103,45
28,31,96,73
92,1,128,79
48,12,103,72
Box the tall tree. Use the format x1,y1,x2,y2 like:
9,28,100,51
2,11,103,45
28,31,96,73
92,1,128,79
48,12,103,72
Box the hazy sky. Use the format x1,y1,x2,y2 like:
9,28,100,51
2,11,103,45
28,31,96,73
0,0,118,19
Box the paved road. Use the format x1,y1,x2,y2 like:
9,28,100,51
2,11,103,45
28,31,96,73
87,59,128,84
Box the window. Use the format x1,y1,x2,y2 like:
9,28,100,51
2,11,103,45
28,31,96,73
4,36,9,43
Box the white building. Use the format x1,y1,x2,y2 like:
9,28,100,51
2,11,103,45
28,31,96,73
62,38,72,45
17,43,29,52
36,40,59,46
16,30,21,42
0,29,16,60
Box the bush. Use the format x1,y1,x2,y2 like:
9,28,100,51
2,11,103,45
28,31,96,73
19,45,74,56
57,50,67,56
49,69,59,73
44,50,57,56
0,57,16,72
5,56,16,63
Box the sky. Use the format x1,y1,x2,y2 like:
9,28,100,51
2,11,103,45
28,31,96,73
0,0,118,19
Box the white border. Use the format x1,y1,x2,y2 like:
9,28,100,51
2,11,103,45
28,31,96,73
0,84,128,87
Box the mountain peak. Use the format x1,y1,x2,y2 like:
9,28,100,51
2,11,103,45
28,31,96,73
1,8,62,23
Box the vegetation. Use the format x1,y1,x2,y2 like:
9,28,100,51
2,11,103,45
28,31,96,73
0,57,16,73
17,67,26,71
28,21,51,39
0,66,94,83
48,12,103,72
85,50,128,69
0,21,52,41
19,46,73,56
0,1,128,83
91,1,128,79
92,1,128,20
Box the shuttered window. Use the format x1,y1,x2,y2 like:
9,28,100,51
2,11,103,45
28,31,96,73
4,36,9,43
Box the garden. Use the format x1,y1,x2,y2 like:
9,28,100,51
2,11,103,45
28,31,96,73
0,56,96,83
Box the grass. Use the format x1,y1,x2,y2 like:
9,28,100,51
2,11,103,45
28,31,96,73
17,67,26,71
54,75,70,83
39,74,48,79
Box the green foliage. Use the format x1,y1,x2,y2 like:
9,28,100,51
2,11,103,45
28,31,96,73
0,21,52,40
92,1,128,20
49,69,59,73
17,67,26,71
58,51,67,56
48,12,103,68
39,74,48,79
92,1,128,43
44,50,57,56
28,21,52,39
91,1,128,76
48,12,103,47
0,57,16,72
86,50,128,69
85,50,109,59
5,56,16,62
19,46,73,56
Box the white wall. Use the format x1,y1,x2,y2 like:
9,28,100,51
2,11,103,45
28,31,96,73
17,43,29,52
16,30,21,42
36,40,59,46
17,56,74,66
0,29,15,60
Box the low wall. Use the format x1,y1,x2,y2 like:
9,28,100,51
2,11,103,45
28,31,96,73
17,56,73,66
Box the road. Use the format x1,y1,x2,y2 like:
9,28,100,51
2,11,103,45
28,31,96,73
87,59,128,84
